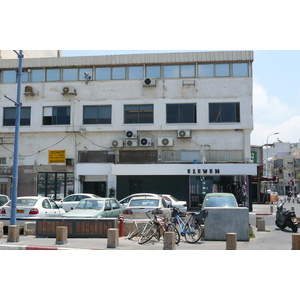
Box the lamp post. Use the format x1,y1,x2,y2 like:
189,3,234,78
266,132,279,177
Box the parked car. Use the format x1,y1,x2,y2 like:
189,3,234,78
201,193,238,209
0,196,66,226
62,198,122,218
119,193,160,209
161,194,187,215
0,194,10,208
122,196,171,221
57,193,100,212
47,193,64,201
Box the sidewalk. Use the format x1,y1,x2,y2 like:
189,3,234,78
0,203,299,250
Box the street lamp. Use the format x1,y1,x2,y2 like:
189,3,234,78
266,132,279,177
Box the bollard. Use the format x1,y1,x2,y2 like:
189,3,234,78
257,219,265,231
107,228,119,248
56,226,68,245
292,234,300,250
0,222,3,239
256,216,263,227
270,205,274,214
24,222,36,236
7,225,20,242
226,233,237,250
163,232,175,250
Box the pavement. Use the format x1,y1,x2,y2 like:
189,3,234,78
1,200,300,250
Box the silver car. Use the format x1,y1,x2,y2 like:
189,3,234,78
57,193,100,212
122,196,171,221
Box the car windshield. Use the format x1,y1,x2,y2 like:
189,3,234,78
8,199,38,206
204,196,237,207
129,199,159,207
76,200,104,210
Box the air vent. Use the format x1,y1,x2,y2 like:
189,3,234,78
158,138,174,147
143,78,156,87
177,130,191,138
62,86,77,95
125,130,138,138
125,139,138,147
111,140,123,148
140,138,152,147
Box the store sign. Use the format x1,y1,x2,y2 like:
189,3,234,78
251,151,257,163
187,168,220,174
48,150,66,164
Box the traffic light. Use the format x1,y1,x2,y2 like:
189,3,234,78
279,167,283,174
291,180,295,186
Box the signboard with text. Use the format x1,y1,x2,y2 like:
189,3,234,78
48,150,66,164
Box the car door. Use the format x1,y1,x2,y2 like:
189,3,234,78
41,199,56,217
110,199,122,217
49,199,65,216
104,200,114,218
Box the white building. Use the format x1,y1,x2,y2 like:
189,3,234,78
0,50,256,210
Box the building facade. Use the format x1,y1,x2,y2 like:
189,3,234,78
0,50,256,210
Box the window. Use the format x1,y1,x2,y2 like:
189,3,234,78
181,65,195,78
96,67,111,80
215,64,230,77
63,68,78,81
209,103,240,123
83,105,112,124
146,66,161,78
3,107,31,126
166,103,196,123
124,104,153,124
79,68,93,81
78,151,115,163
164,65,180,78
198,64,214,77
43,106,70,125
119,150,158,164
2,70,16,83
31,69,44,82
112,67,125,80
46,69,60,81
128,66,143,79
232,63,248,77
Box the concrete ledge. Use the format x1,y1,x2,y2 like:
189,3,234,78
204,207,250,241
24,222,36,236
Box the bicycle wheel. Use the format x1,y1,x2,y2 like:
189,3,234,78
138,224,157,244
184,223,202,244
127,224,146,240
167,224,180,244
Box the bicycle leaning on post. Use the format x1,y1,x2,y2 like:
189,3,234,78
171,206,209,243
127,209,180,245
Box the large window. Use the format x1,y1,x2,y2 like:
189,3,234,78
124,104,153,124
83,105,112,124
43,106,70,125
209,103,240,123
166,103,196,123
78,151,115,163
3,107,31,126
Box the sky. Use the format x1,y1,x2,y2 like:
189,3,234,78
62,50,300,146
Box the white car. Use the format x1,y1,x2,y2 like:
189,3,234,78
119,193,160,209
0,196,66,227
161,194,187,216
57,193,100,212
0,194,10,208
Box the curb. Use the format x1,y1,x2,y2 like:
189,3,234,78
0,244,80,250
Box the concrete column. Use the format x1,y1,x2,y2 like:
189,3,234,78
107,228,119,248
163,232,175,250
7,225,20,242
56,226,68,245
226,233,237,250
292,234,300,250
257,219,265,231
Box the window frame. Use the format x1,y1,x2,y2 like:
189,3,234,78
3,106,31,126
166,103,197,124
209,102,240,123
124,104,154,124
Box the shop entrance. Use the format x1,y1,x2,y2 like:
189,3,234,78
83,182,106,197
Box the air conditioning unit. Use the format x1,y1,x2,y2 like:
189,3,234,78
143,78,156,87
24,86,34,96
125,139,138,147
158,137,174,147
62,86,77,95
111,140,124,148
66,158,74,166
177,130,191,138
125,130,138,139
140,137,152,147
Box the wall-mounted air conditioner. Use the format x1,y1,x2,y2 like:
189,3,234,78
177,130,191,138
111,140,124,148
158,137,174,147
24,86,34,96
125,139,138,147
140,137,152,147
125,130,138,139
62,86,77,95
143,78,156,87
66,158,74,166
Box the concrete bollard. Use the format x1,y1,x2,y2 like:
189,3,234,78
107,228,119,248
163,232,175,250
256,216,263,227
270,206,274,214
257,219,265,231
292,234,300,250
226,233,237,250
24,222,36,236
0,222,3,239
7,225,20,242
56,226,68,245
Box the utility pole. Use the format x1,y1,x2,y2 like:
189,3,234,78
4,50,23,226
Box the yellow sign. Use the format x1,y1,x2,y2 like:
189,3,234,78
48,150,66,164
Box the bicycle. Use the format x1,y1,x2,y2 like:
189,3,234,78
137,209,180,245
171,206,208,243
